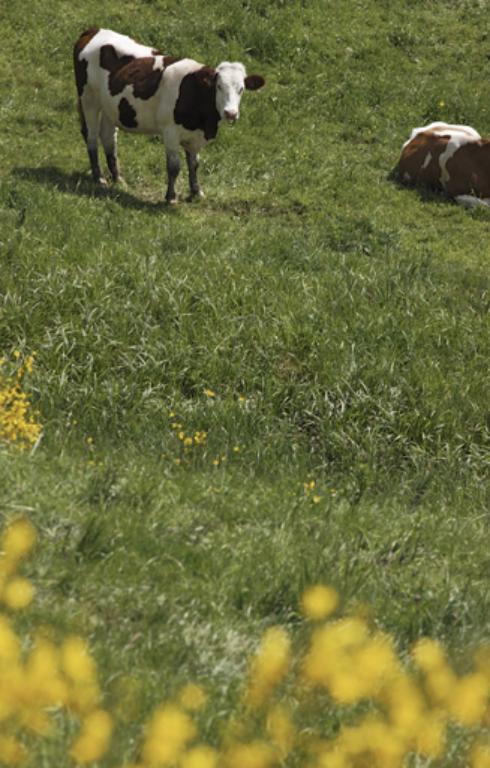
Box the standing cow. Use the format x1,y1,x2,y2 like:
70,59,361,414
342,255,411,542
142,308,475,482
73,28,265,202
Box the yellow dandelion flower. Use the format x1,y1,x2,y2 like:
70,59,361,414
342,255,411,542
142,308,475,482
449,673,489,726
384,673,426,732
26,638,68,708
61,636,100,712
246,627,291,707
142,704,196,766
3,577,35,610
62,636,97,681
224,741,277,768
316,750,348,768
301,585,339,620
303,617,369,692
266,705,296,755
0,735,26,766
472,743,490,768
181,745,218,768
179,683,208,711
2,519,36,562
415,713,446,758
70,709,113,764
25,355,34,375
412,638,447,671
204,388,216,398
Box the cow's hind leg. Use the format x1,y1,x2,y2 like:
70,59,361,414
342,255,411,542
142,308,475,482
185,150,203,200
79,97,106,186
165,149,180,204
100,116,121,183
162,128,181,204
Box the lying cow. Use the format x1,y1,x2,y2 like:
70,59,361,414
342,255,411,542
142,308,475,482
73,28,265,202
397,122,490,207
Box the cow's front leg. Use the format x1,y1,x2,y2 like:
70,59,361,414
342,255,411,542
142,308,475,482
185,150,203,200
165,149,180,204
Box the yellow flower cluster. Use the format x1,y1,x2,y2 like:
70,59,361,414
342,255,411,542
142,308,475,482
245,628,291,708
0,516,489,767
0,352,42,450
304,479,321,504
300,604,489,767
0,520,112,765
169,412,207,463
0,519,36,611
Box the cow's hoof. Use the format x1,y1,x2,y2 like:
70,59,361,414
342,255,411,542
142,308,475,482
186,191,204,203
165,197,178,206
96,177,108,188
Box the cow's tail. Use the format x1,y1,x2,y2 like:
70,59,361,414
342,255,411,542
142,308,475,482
77,97,88,143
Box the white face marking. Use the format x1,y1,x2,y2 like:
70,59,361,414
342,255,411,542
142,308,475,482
215,62,247,122
422,152,432,169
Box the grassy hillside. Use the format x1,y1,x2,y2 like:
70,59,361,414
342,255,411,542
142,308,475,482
0,0,489,764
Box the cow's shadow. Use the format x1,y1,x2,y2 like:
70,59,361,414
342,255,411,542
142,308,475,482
12,166,171,213
387,165,455,206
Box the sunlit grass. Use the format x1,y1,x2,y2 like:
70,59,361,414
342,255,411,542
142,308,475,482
0,0,489,764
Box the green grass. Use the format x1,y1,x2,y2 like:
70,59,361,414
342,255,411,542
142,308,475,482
0,0,489,764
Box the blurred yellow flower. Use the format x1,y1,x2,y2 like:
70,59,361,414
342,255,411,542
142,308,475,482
179,683,208,711
301,585,339,620
246,627,291,707
70,709,113,763
472,743,490,768
0,735,26,766
266,705,295,756
2,519,36,562
181,745,218,768
3,577,35,610
142,705,196,766
449,673,489,726
224,741,276,768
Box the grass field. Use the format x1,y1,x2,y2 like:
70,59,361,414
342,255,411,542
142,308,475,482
0,0,489,765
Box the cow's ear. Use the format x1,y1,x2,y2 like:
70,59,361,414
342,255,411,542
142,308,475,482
244,74,265,90
196,67,217,88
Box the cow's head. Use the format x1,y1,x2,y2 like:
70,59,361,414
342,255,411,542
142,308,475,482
198,63,265,123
